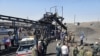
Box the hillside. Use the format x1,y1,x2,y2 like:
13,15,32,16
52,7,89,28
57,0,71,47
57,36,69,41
66,21,100,44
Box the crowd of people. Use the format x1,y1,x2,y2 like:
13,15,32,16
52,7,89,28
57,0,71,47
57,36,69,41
2,34,14,49
0,27,100,56
31,39,49,56
56,41,100,56
55,31,100,56
31,30,100,56
0,28,25,50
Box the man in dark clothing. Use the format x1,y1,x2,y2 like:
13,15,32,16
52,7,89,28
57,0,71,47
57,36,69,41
73,45,79,56
60,31,65,44
56,42,61,56
43,39,48,55
80,32,85,46
41,40,46,56
9,34,14,47
91,42,99,56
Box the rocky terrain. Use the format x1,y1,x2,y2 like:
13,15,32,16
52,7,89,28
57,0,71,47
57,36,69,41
67,21,100,44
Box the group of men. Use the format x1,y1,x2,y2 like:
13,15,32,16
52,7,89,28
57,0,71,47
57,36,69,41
56,42,69,56
56,31,100,56
32,39,48,56
56,41,100,56
2,34,14,49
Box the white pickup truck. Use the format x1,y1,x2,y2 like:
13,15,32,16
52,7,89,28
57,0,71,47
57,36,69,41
16,38,34,56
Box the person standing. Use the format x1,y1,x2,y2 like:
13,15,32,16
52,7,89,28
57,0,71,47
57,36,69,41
78,46,85,56
43,39,48,55
92,42,99,56
3,37,8,49
80,32,85,46
61,42,69,56
38,41,43,56
60,31,65,43
56,42,61,56
9,34,14,47
73,45,79,56
32,45,37,56
41,40,47,56
6,37,11,49
85,49,92,56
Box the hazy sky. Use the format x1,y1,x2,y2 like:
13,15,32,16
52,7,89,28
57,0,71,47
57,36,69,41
0,0,100,23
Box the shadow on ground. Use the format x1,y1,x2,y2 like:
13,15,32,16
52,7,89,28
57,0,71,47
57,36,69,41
0,47,17,55
46,53,56,56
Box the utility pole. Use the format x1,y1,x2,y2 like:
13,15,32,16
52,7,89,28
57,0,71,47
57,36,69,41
27,16,29,26
62,6,63,17
61,6,63,32
55,6,57,13
74,15,76,24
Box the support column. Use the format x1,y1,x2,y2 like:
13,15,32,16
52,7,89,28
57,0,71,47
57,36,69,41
12,21,19,46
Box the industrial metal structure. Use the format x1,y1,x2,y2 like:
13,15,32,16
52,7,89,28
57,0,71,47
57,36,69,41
0,12,67,44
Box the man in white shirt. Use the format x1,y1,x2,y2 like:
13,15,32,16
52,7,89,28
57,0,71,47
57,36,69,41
9,35,14,46
5,37,11,48
61,43,69,56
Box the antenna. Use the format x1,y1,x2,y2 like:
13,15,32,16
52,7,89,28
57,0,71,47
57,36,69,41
74,15,76,24
27,16,29,26
62,6,63,17
50,6,57,13
55,6,57,13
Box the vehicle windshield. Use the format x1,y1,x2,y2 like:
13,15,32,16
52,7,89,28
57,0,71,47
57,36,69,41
20,40,34,46
18,45,33,51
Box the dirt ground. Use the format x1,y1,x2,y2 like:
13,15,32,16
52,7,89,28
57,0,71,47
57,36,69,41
0,21,100,56
67,21,100,44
